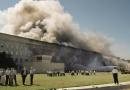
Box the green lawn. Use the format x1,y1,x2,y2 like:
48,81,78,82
0,72,130,90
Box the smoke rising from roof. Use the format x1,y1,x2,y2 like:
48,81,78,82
0,0,113,56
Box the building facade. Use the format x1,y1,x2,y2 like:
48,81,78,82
0,33,116,71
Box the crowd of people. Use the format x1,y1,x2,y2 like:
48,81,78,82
46,70,96,77
46,71,65,77
0,66,35,86
0,68,17,86
69,70,96,76
0,66,119,87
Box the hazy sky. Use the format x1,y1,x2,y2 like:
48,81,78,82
0,0,130,59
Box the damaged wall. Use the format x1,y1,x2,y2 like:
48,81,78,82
0,33,115,71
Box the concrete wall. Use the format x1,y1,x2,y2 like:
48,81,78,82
0,33,116,71
25,55,64,73
30,61,64,73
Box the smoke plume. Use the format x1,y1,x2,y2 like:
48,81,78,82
0,0,112,56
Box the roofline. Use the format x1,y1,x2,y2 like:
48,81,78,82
0,32,101,55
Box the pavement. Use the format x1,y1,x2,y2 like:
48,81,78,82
57,81,130,90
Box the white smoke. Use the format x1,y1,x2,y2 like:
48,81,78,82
0,0,112,56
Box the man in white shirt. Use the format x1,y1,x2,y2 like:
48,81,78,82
13,68,17,86
0,69,3,84
112,67,119,84
9,68,14,86
11,68,17,86
30,67,35,85
1,69,6,86
5,68,10,85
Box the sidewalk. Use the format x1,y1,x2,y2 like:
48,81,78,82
57,81,130,90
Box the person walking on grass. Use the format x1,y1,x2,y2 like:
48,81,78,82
112,67,119,85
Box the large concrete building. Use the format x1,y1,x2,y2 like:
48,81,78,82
25,55,64,73
0,33,122,72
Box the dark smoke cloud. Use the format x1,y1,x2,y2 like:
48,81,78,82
0,0,113,56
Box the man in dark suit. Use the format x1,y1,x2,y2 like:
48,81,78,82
21,67,28,85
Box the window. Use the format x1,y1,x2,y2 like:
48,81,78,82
20,59,23,63
6,51,8,54
14,58,18,62
36,56,42,61
15,51,18,55
1,45,4,48
11,51,13,55
25,59,28,62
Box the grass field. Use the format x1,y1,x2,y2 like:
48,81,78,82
0,72,130,90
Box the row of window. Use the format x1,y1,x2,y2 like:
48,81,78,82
0,43,31,57
13,58,29,63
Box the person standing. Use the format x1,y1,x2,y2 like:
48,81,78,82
5,68,10,85
1,69,6,86
21,67,28,85
93,70,96,75
30,67,35,85
12,68,17,86
9,68,14,86
0,69,3,84
112,67,119,84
